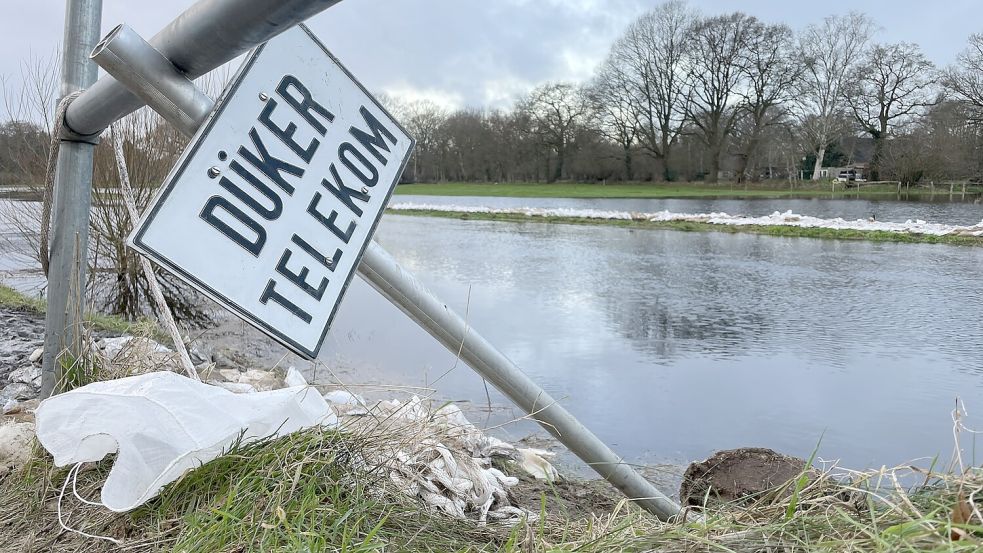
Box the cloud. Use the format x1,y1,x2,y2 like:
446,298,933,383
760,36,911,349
3,0,982,118
481,76,537,109
380,83,465,111
307,0,644,108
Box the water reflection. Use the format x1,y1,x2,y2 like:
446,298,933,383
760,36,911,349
4,196,983,472
320,215,983,471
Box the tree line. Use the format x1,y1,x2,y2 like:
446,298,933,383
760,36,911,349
386,2,983,185
3,2,983,188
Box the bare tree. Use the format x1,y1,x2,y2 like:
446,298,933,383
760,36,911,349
440,109,497,181
402,100,447,182
1,52,64,266
89,111,206,324
585,55,639,180
521,82,586,182
0,48,209,324
1,52,61,185
843,42,938,180
796,12,875,180
943,34,983,122
917,100,983,183
879,131,924,187
683,12,753,183
486,109,532,182
611,0,694,181
733,20,800,182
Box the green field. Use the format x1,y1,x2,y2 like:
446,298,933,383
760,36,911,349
395,181,983,199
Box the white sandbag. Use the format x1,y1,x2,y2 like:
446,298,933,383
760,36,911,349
0,421,34,477
517,448,560,481
35,371,335,512
283,366,307,388
323,389,365,406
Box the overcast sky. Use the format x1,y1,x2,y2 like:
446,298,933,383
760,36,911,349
4,0,982,111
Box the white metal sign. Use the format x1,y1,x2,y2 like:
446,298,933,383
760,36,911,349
130,25,414,358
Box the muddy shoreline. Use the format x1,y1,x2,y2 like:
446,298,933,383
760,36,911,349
0,307,44,379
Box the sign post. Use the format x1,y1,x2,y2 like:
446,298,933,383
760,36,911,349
40,0,103,397
127,25,411,358
65,2,682,521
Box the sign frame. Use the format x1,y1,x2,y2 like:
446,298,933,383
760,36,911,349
129,24,415,359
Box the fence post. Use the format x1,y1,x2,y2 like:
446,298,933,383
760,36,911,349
40,0,103,397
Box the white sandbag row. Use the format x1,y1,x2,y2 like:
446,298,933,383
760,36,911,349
389,202,983,237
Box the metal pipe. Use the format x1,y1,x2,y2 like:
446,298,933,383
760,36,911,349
41,0,103,397
89,24,682,521
65,0,342,138
90,24,213,138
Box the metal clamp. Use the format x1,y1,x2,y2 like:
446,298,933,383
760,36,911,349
57,99,102,144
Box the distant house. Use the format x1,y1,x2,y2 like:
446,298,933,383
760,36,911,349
819,163,869,182
818,136,875,181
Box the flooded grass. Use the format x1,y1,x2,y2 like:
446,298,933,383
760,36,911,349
391,208,983,246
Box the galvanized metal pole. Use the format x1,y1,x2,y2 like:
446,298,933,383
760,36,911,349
89,25,682,520
40,0,103,397
63,0,343,139
91,25,214,138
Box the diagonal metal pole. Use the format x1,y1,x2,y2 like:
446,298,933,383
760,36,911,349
356,244,681,519
90,24,681,520
40,0,103,397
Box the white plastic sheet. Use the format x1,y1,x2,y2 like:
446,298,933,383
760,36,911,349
35,371,335,512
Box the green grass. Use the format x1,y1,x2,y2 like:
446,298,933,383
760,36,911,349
0,284,45,312
0,283,158,337
4,423,983,552
395,181,983,199
1,352,981,552
389,209,983,247
1,430,519,552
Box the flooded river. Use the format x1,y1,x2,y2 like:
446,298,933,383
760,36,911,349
329,213,983,472
3,196,983,473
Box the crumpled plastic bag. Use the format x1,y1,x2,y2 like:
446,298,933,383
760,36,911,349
35,371,335,512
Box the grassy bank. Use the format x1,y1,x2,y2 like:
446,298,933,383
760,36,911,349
389,208,983,247
0,283,154,336
2,425,982,551
395,181,983,199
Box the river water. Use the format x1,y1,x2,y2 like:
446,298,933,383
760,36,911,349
332,213,983,472
3,196,983,474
